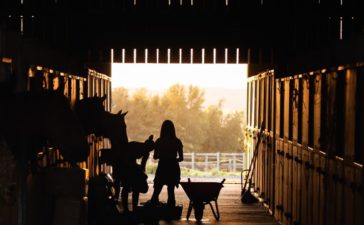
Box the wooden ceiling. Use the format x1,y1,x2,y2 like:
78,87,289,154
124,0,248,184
1,0,363,74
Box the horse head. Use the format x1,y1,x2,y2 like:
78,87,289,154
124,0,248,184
101,110,129,145
43,91,90,163
74,95,107,136
144,135,155,152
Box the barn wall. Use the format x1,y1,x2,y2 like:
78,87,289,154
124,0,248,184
246,64,364,225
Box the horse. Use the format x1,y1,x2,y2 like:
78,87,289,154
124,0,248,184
73,95,107,136
100,110,129,166
0,90,90,165
96,110,155,212
74,98,156,208
0,89,90,225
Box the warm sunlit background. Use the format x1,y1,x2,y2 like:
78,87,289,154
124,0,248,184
111,62,248,175
112,63,247,113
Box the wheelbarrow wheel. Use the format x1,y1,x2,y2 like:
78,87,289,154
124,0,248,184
194,203,204,221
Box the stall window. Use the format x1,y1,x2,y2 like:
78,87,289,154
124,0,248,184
68,76,73,99
260,78,265,128
250,82,254,126
255,80,258,127
320,73,328,151
247,82,250,126
257,79,261,128
308,75,315,148
268,76,272,131
76,79,80,101
289,79,294,140
279,81,285,138
297,78,303,143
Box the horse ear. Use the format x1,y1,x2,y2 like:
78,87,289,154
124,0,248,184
117,110,127,117
101,95,107,102
121,111,128,117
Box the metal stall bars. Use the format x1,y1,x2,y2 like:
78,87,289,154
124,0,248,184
26,65,87,169
87,68,112,178
245,70,275,207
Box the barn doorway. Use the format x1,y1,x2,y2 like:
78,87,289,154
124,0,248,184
111,48,247,183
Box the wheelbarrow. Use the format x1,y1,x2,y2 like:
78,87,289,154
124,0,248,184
180,178,225,221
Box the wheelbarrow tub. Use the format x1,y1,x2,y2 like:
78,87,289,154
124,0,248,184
180,179,225,221
180,182,223,202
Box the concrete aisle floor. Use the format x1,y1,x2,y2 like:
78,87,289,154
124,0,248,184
134,182,279,225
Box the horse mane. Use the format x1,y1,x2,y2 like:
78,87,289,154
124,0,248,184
101,111,129,144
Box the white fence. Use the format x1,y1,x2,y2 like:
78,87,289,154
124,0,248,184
146,152,245,173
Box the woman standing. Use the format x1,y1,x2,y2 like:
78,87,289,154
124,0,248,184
150,120,184,207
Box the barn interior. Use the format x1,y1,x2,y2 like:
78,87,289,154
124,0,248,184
0,1,363,225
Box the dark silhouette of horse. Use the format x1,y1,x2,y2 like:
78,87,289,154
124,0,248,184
74,95,107,136
96,110,129,201
95,111,155,211
0,89,90,225
75,97,157,214
0,90,89,164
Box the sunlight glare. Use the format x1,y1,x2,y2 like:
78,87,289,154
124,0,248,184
112,63,247,91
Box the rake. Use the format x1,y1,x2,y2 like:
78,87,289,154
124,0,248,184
241,121,265,204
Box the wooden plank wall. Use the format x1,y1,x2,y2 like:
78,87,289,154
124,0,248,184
87,69,112,177
245,65,364,225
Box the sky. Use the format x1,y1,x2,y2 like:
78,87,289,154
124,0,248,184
111,63,248,112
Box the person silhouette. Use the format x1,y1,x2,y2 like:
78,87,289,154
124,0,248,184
150,120,184,207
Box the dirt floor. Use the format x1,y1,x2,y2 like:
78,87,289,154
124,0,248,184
131,180,279,225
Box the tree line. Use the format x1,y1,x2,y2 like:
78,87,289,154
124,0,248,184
112,84,245,153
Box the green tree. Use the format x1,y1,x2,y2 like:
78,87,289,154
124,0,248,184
184,85,206,151
160,84,187,122
202,101,225,152
111,84,245,153
126,88,154,141
222,111,244,152
111,87,129,113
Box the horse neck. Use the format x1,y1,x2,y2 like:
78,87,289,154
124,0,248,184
74,98,105,135
107,129,128,149
101,112,129,145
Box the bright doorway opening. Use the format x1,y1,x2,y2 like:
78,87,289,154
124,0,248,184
111,49,247,182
